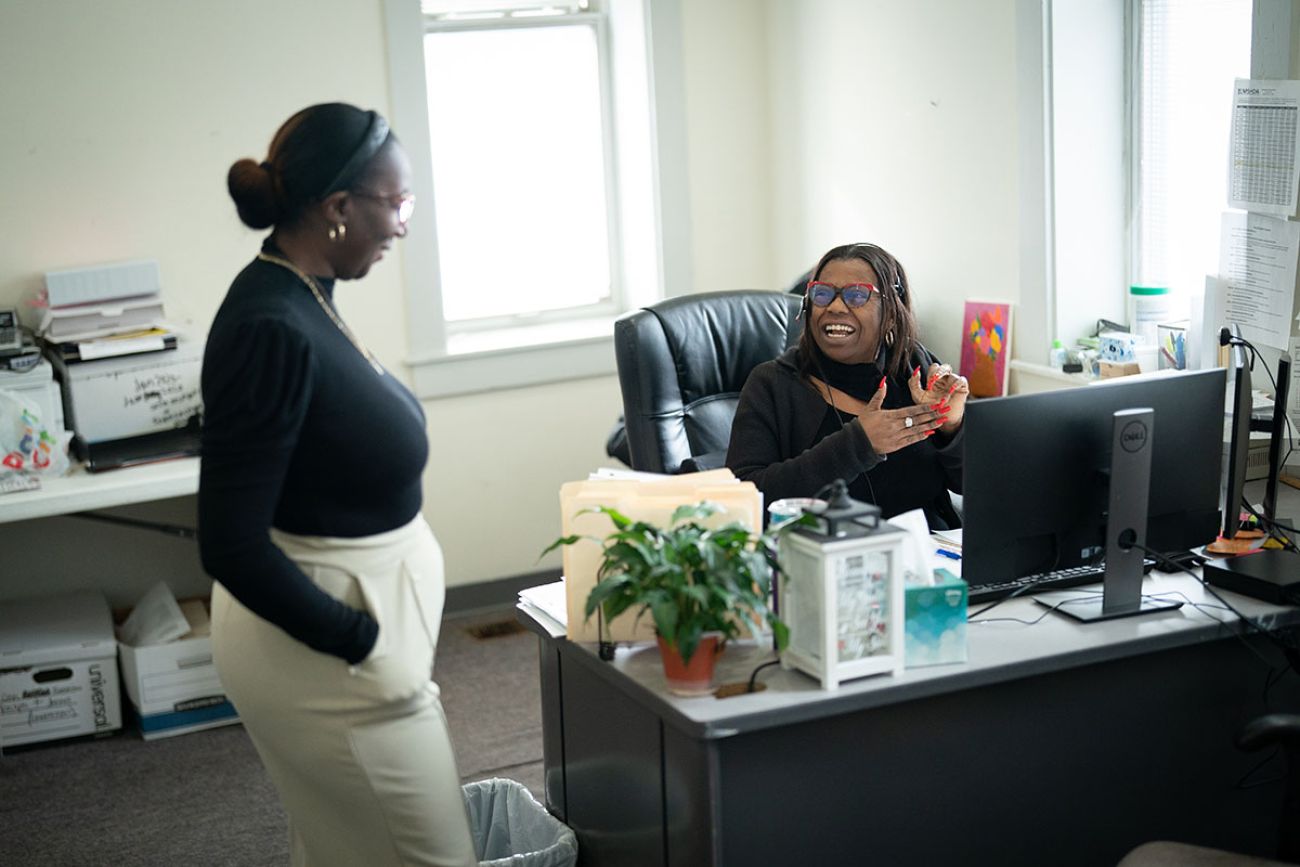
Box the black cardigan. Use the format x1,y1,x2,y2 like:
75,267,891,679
725,346,963,528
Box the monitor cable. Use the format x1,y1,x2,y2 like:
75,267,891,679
1129,539,1298,692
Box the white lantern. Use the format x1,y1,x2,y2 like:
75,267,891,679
777,483,907,690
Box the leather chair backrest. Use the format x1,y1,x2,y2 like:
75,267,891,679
614,290,803,474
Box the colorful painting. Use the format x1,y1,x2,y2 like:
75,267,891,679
958,301,1012,398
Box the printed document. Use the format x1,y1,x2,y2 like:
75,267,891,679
1229,79,1300,218
1219,211,1300,352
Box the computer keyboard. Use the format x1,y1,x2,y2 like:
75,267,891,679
966,559,1157,604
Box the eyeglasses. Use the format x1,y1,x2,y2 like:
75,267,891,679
351,189,416,225
806,281,879,309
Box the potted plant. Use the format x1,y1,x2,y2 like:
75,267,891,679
544,501,789,696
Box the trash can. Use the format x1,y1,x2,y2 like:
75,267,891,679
462,778,578,867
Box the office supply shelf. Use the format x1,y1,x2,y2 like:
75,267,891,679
0,457,199,524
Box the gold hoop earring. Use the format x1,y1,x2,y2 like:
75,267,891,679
328,223,347,243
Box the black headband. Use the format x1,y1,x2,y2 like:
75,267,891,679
321,111,391,195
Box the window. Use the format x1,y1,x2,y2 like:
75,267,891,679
1132,0,1252,304
384,0,678,397
423,0,618,330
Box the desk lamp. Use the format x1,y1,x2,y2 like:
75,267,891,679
777,480,906,690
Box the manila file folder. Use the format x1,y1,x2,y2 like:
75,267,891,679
559,469,762,644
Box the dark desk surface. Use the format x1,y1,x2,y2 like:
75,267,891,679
520,569,1300,740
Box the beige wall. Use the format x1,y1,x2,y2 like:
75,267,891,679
766,0,1022,367
0,0,623,593
0,0,1025,597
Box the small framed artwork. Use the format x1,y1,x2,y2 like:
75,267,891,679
959,300,1012,397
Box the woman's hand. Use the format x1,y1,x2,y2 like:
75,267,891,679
909,364,969,435
856,379,948,455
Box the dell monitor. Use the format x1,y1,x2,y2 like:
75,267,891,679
963,368,1226,615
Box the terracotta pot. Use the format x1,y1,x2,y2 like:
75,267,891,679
656,632,723,697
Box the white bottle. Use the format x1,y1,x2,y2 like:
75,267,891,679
1049,339,1068,368
1127,286,1172,346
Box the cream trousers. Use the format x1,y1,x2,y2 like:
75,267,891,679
211,515,477,867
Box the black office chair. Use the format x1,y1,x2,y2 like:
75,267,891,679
613,290,802,474
1118,711,1300,865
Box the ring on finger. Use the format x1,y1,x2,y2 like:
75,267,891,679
904,416,914,429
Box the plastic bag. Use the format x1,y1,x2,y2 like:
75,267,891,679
0,388,71,477
462,778,578,867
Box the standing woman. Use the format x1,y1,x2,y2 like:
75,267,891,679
726,242,968,530
200,103,477,866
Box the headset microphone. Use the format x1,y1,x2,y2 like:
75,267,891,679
1219,326,1233,347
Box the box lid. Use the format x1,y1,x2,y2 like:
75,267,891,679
0,591,116,668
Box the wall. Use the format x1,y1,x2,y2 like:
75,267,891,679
0,0,1026,600
765,0,1023,366
0,0,621,597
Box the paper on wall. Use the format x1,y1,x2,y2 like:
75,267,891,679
1219,211,1300,353
1228,79,1300,218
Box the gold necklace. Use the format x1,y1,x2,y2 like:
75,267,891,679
256,252,384,376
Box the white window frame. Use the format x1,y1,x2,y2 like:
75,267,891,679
422,6,625,335
382,0,691,399
1014,0,1294,376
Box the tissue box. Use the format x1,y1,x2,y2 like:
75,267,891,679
904,570,968,668
1098,330,1140,362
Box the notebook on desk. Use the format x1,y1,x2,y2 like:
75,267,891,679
79,425,201,473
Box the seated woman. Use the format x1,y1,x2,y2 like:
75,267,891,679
726,242,968,529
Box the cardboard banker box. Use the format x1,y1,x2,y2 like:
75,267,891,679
559,469,762,643
0,591,122,748
117,595,238,740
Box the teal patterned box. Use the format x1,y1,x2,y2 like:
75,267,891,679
904,568,967,668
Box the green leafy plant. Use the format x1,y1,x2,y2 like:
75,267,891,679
542,501,790,663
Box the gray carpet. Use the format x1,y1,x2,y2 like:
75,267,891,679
0,607,544,866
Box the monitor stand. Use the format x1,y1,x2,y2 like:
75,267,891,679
1036,408,1184,622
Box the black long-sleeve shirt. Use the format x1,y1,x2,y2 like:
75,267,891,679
726,346,963,529
198,246,428,664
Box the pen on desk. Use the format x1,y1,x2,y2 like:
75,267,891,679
935,548,961,561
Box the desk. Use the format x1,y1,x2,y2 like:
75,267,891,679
0,459,203,605
0,458,199,524
519,571,1300,866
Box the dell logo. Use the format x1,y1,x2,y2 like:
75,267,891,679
1121,421,1148,453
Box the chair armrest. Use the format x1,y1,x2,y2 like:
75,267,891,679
1239,714,1300,752
681,451,727,473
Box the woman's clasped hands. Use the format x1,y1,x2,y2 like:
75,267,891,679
910,363,969,435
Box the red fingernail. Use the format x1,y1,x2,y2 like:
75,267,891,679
926,430,936,436
878,378,886,390
913,366,920,378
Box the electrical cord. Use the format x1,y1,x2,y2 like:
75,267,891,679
744,659,782,693
1131,540,1298,696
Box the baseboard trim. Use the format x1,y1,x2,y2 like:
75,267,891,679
445,568,561,616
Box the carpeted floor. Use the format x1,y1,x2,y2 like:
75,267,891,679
0,606,543,866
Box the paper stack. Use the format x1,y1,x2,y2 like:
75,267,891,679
36,260,179,363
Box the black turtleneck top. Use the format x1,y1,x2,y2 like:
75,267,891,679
726,345,963,530
198,242,429,664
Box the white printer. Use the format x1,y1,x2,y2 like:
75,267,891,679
0,357,65,432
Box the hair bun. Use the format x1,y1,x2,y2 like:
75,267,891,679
227,157,281,229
